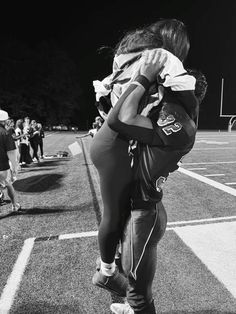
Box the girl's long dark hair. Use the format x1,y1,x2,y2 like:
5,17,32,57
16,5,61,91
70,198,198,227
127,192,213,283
115,19,190,62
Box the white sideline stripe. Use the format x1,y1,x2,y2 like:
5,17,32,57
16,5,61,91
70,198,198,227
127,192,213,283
204,174,225,177
186,168,207,171
174,221,236,298
0,238,35,314
57,216,236,240
225,182,236,186
178,167,236,196
183,161,236,165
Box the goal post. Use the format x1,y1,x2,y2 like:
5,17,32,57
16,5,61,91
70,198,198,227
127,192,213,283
219,77,236,132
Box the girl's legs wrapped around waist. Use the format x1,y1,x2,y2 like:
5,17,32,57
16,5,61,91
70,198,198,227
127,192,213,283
121,201,167,313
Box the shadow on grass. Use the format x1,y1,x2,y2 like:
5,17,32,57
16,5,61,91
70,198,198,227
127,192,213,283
23,158,70,169
14,173,64,192
23,205,81,215
16,202,94,216
20,167,56,172
12,301,86,314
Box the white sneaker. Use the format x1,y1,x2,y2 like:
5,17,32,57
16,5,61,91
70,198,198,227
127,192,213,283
12,203,21,212
110,303,134,314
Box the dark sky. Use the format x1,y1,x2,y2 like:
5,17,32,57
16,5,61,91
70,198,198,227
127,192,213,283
1,0,236,129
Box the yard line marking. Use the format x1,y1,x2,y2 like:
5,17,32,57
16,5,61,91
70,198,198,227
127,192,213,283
174,221,236,298
59,231,98,239
204,174,225,177
186,168,207,171
196,140,229,145
193,147,236,151
178,167,236,196
225,182,236,186
0,238,35,314
183,161,236,165
167,215,236,226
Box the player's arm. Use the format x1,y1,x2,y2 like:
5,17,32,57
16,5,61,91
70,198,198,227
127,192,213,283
107,77,164,145
171,88,199,121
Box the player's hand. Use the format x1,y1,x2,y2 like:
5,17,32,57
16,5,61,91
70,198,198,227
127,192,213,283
140,49,168,83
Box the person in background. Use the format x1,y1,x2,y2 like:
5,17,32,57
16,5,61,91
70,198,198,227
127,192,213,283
0,109,21,216
89,116,104,137
23,116,32,164
37,123,45,159
15,119,30,165
93,116,103,130
5,119,16,138
29,120,40,163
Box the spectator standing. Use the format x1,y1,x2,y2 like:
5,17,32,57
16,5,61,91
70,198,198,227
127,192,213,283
29,120,40,163
23,116,32,164
15,119,31,165
5,119,16,138
0,109,21,216
37,123,45,159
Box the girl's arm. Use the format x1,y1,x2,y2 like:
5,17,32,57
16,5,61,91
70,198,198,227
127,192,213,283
107,50,167,145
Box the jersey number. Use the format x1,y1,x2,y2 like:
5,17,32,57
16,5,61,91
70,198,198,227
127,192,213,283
162,122,182,135
157,114,182,136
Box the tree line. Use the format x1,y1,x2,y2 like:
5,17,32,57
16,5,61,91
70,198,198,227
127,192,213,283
0,39,87,127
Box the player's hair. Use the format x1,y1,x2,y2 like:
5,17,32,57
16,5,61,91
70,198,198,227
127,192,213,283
115,19,190,61
187,69,208,104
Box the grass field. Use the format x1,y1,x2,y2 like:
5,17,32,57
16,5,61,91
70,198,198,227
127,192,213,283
0,130,236,314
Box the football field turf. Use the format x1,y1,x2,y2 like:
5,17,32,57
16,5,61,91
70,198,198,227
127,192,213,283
0,131,236,314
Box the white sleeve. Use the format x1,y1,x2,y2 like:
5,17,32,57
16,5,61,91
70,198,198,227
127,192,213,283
158,49,196,91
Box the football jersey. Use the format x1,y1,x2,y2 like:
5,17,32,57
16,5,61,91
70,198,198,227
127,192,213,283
107,83,197,207
132,102,196,207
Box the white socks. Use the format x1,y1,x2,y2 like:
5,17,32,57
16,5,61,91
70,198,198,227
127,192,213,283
100,260,116,277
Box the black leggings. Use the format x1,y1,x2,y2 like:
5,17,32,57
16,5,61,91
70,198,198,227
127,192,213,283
90,120,132,263
121,201,167,314
20,143,32,164
39,139,43,157
30,139,39,161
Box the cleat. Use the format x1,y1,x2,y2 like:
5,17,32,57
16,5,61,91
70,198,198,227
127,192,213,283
110,303,134,314
92,268,127,297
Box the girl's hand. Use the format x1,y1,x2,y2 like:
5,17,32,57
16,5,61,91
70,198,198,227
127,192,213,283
140,49,168,83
